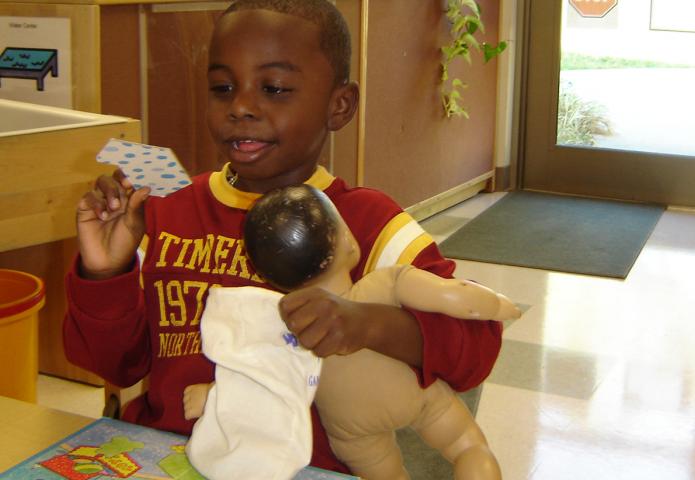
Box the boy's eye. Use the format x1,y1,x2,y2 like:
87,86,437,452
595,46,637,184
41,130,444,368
263,85,292,95
210,84,233,94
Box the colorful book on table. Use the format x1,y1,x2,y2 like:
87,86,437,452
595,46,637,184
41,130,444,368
0,417,358,479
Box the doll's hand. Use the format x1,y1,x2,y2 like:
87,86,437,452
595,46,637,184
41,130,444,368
496,293,522,321
183,383,213,420
76,169,150,280
278,287,371,358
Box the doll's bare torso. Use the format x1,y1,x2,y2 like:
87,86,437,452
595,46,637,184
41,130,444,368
315,265,455,447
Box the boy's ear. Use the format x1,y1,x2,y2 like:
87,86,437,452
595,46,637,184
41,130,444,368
327,81,359,131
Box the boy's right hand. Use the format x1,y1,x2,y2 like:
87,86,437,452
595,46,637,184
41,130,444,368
76,169,150,280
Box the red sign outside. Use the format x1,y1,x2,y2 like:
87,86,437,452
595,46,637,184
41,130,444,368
569,0,618,18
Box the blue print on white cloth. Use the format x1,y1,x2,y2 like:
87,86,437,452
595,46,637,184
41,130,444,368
283,332,299,348
96,138,192,197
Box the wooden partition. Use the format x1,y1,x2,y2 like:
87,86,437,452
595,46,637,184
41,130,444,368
144,6,221,175
333,0,500,217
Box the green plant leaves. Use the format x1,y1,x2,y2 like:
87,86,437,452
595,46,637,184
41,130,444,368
440,0,507,118
483,41,508,63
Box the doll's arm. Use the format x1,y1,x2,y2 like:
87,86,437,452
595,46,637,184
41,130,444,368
183,382,214,420
394,268,521,321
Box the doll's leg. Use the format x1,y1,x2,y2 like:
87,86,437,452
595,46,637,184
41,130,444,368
413,390,501,480
329,432,411,480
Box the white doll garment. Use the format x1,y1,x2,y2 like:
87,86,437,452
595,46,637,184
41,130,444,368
186,286,322,480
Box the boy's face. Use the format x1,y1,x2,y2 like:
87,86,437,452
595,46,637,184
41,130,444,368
207,9,356,193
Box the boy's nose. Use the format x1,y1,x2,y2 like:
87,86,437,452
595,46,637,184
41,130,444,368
228,90,260,120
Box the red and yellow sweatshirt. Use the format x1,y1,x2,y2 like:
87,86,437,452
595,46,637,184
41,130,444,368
63,165,502,473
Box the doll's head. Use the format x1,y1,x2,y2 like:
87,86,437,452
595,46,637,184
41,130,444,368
244,184,359,292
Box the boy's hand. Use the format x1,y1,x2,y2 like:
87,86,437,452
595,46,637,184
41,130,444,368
76,170,149,280
279,287,371,358
183,383,213,420
279,287,423,366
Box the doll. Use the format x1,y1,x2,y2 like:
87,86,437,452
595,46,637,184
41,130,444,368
237,184,520,479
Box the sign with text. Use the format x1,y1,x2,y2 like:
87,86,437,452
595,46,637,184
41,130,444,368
569,0,618,18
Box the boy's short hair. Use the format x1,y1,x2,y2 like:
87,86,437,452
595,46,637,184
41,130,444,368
224,0,351,84
244,184,339,292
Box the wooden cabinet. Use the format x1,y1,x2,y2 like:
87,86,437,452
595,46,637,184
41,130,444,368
0,112,140,386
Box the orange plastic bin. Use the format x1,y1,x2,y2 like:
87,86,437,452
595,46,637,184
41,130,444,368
0,269,45,402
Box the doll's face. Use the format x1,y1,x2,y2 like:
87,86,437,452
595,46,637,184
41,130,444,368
333,213,361,273
314,205,360,282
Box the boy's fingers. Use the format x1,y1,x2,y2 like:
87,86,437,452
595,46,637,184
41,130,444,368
282,306,318,335
294,317,330,351
95,174,125,211
77,190,108,221
113,168,134,190
311,329,350,358
127,186,150,212
123,187,149,232
279,290,309,314
279,292,313,328
297,318,353,357
280,287,328,317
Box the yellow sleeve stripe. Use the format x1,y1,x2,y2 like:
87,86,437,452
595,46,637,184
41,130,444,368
362,212,434,275
396,232,435,266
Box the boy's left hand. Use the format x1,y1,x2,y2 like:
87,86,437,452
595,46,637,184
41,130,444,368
279,287,371,358
279,286,424,367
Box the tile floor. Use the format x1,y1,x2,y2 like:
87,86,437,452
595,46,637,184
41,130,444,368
36,192,695,479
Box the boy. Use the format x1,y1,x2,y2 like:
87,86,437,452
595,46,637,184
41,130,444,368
63,0,502,474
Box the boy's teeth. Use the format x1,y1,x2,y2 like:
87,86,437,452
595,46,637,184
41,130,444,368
234,140,267,153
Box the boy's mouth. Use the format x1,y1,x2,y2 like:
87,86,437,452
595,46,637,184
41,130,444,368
232,139,271,153
225,138,275,164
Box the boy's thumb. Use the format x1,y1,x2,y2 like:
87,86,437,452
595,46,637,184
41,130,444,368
126,187,150,219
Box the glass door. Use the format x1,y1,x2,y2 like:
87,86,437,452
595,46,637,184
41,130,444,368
521,0,695,206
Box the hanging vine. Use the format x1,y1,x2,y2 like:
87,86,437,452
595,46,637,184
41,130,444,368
441,0,507,118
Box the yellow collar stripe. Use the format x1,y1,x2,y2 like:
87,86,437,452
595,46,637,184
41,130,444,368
209,163,335,210
362,212,434,275
209,164,261,210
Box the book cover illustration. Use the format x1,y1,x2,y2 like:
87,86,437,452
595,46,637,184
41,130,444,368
0,417,357,479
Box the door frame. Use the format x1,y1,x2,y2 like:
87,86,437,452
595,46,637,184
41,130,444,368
514,0,695,206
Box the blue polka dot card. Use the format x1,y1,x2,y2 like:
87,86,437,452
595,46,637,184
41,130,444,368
96,138,192,197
